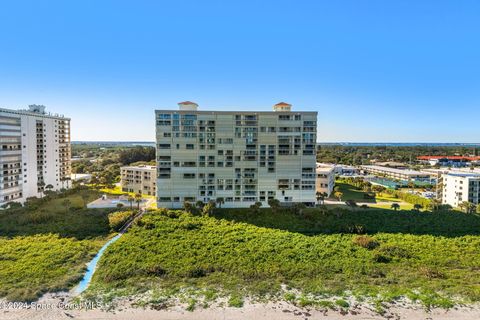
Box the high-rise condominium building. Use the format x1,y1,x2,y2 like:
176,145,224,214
0,105,71,205
155,101,317,208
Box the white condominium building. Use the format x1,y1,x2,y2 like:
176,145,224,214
316,163,335,197
0,105,71,205
120,165,157,195
155,101,318,208
438,172,480,208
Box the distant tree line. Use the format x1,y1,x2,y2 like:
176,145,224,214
317,145,480,165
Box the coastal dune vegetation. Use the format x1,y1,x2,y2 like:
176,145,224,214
0,188,134,302
88,207,480,310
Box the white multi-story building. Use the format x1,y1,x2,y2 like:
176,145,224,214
120,165,157,195
438,172,480,208
360,165,431,182
0,105,71,205
316,163,335,197
155,101,318,208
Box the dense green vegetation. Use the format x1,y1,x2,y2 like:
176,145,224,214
317,145,479,165
89,208,480,310
0,189,109,239
0,188,118,301
72,144,155,187
0,235,103,301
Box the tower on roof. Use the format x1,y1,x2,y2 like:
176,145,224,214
178,101,198,111
273,102,291,112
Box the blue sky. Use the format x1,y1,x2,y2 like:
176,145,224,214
0,0,479,142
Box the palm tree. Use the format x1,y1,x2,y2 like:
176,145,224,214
315,192,327,205
215,197,225,208
196,200,205,210
391,203,400,211
459,201,476,214
127,195,135,209
134,193,142,210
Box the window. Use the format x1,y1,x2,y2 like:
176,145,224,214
158,144,170,149
184,173,196,179
186,144,195,150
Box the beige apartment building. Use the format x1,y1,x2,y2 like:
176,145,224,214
0,105,71,205
120,165,156,195
155,101,318,208
316,163,335,197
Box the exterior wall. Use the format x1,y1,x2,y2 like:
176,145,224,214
0,107,71,205
155,108,317,208
440,174,480,207
316,169,335,197
120,165,157,195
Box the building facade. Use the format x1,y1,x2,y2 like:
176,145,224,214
155,102,317,208
0,105,71,205
360,165,431,182
438,172,480,208
316,163,335,197
120,165,157,195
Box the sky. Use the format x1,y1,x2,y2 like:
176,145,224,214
0,0,479,142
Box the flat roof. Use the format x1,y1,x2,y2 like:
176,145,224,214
418,155,480,161
121,165,156,170
0,107,70,120
155,109,317,115
361,165,430,176
445,172,480,178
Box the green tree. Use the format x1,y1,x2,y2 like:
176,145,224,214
267,198,280,213
459,201,476,214
216,197,225,208
202,200,216,216
249,201,262,214
316,191,327,205
183,201,195,214
391,203,400,211
134,193,142,210
334,191,343,201
196,200,205,210
413,204,423,211
127,195,135,209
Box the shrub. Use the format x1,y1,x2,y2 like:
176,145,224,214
228,295,244,308
352,235,379,249
108,210,135,231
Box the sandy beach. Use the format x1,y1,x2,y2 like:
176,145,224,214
2,294,480,320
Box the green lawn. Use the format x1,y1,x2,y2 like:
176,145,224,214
333,182,406,204
86,208,480,309
0,188,119,301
